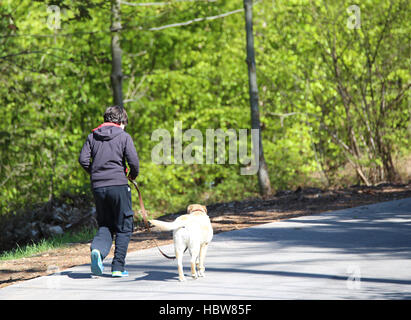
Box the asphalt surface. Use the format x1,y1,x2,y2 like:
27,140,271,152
1,197,411,300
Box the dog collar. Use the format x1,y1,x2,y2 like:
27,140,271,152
191,209,206,214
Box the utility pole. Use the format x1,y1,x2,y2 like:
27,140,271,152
110,0,123,107
243,0,272,196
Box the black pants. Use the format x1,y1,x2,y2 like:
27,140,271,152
90,185,134,272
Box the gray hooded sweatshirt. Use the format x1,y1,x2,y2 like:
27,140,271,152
78,123,139,189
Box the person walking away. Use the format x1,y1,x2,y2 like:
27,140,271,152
78,106,139,277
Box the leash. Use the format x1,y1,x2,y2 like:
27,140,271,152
129,179,176,260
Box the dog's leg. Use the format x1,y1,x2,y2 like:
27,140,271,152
190,246,200,279
196,255,200,273
175,249,186,282
190,260,197,279
198,243,208,277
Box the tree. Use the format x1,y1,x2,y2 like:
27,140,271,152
243,0,272,196
110,0,123,107
306,0,410,185
255,0,410,187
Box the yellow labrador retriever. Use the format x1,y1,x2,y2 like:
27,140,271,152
149,204,213,281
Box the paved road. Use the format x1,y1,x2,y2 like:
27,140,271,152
1,198,411,300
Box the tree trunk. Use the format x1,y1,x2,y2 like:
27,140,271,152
243,0,272,196
110,0,123,107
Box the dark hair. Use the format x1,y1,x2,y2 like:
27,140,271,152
103,106,128,125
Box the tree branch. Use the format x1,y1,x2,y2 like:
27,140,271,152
120,0,216,6
148,7,243,31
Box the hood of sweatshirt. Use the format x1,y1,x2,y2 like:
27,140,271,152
92,123,124,141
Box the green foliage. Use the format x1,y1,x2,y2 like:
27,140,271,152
0,0,409,219
255,0,410,185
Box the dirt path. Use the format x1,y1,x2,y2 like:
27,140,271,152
1,183,410,289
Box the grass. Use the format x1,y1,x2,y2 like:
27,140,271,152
0,227,96,261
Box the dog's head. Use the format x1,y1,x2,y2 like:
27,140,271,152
187,204,207,215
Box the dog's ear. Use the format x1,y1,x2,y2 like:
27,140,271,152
202,205,207,214
187,204,194,214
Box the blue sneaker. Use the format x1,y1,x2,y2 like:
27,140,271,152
90,249,104,276
112,270,129,277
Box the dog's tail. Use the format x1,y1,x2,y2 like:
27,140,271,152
149,219,185,231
